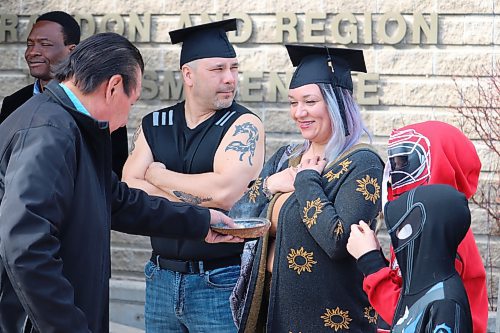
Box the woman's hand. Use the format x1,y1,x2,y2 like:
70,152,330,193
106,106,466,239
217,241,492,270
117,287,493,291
297,155,327,174
266,167,298,194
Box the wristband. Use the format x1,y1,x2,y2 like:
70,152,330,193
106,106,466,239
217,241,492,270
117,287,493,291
262,176,273,200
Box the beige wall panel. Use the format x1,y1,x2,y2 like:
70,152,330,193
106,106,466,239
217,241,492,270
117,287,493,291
377,0,414,13
264,109,298,133
0,74,31,97
214,0,270,13
369,109,437,136
325,0,377,13
163,2,216,13
66,0,118,14
377,49,434,75
113,0,165,13
463,16,495,45
439,15,465,45
413,0,438,12
150,16,180,43
434,50,495,76
19,0,70,14
376,79,406,106
437,0,494,14
0,48,21,69
234,47,267,71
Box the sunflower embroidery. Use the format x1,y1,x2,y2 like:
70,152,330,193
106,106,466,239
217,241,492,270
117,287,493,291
303,198,323,228
321,307,352,331
356,175,381,204
287,247,317,275
364,306,378,324
248,177,262,203
324,158,352,182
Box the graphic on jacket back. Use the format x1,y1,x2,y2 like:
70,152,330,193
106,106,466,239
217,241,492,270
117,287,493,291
387,185,472,333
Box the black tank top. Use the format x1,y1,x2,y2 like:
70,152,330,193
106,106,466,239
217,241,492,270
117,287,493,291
142,101,253,260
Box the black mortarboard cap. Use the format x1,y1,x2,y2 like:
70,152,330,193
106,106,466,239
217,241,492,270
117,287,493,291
286,44,366,91
169,19,237,68
286,44,367,136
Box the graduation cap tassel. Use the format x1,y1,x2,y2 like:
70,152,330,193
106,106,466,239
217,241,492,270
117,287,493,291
333,87,350,137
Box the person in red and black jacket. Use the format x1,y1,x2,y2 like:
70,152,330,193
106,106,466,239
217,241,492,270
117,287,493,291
347,121,488,333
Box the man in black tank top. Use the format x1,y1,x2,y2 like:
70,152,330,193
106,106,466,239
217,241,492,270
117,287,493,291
122,19,265,333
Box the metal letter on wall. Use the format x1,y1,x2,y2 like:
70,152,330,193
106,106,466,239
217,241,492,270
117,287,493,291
75,14,96,40
267,72,290,103
412,12,438,44
275,12,298,43
377,12,406,44
356,73,380,105
239,71,263,102
332,12,358,44
228,12,252,43
141,70,159,100
363,13,373,44
303,12,326,43
160,71,183,100
129,13,151,42
0,15,18,42
99,14,125,35
177,13,192,29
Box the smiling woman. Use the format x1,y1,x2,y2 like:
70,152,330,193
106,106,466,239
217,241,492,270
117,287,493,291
229,44,384,333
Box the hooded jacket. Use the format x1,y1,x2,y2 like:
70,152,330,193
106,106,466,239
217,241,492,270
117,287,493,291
0,83,129,178
385,184,472,332
0,81,211,332
356,121,487,333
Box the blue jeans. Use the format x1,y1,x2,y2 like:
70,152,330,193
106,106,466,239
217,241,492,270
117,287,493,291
144,260,239,333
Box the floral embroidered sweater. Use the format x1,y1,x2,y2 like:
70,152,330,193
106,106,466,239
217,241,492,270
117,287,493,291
231,144,384,333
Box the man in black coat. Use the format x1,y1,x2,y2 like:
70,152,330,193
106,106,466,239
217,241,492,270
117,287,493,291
0,11,129,178
0,32,241,333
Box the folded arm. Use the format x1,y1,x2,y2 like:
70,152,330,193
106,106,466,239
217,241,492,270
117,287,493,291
127,114,265,211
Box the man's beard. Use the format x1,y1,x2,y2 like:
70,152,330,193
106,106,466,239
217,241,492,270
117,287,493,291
213,92,235,110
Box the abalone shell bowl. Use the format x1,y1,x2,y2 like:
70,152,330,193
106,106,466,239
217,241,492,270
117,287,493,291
211,217,270,238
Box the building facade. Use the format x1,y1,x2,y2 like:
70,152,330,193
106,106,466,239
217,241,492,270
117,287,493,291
1,0,498,329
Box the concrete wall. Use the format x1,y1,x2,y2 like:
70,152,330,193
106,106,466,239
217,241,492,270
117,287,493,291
1,0,498,326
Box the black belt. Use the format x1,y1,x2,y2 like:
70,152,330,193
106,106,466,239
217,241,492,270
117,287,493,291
151,255,241,274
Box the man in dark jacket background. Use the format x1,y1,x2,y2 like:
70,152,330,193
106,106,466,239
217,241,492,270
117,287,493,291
0,11,129,178
0,32,240,333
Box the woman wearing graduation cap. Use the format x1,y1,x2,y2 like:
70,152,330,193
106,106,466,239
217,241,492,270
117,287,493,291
229,45,384,332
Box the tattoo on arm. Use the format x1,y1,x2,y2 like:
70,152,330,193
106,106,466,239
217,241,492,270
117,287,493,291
224,122,259,166
129,125,142,155
173,191,212,205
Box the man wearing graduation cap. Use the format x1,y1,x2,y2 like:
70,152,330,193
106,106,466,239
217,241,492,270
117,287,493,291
122,19,265,332
228,44,383,332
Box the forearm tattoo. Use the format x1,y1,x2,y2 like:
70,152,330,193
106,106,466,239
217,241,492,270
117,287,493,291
129,125,142,154
173,190,212,205
224,122,259,166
